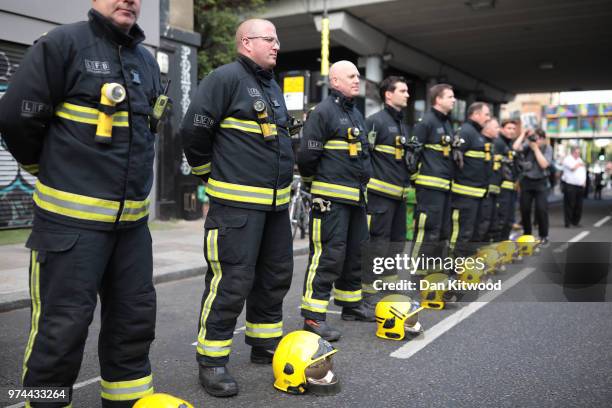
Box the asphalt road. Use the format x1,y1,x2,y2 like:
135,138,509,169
1,199,611,407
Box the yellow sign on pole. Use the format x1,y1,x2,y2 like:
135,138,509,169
321,17,330,76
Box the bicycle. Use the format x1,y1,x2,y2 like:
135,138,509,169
288,175,311,240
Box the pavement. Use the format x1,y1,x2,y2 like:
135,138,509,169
1,199,611,407
0,219,310,313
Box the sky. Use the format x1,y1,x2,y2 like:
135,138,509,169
557,90,612,105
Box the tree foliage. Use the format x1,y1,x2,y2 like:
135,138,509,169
194,0,266,78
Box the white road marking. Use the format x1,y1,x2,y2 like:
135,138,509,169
553,230,590,253
390,267,535,359
594,215,611,228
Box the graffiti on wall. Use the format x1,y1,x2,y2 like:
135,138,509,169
0,48,37,229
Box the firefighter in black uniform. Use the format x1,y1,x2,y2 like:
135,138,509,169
0,1,162,406
450,102,491,256
180,19,293,397
410,84,456,269
298,60,374,342
362,76,411,303
474,118,501,242
496,120,519,241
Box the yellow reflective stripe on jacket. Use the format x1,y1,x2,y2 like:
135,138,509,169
55,102,129,126
488,184,501,195
501,180,515,190
220,117,277,135
192,162,211,176
245,321,283,339
424,144,444,151
333,287,362,302
311,181,360,202
197,338,233,357
34,180,120,222
464,150,486,159
374,144,396,155
119,199,150,222
324,140,362,151
33,180,148,223
207,178,289,206
451,182,486,198
100,374,154,401
414,174,451,190
20,163,39,175
367,177,404,198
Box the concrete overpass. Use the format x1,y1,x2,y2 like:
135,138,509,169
262,0,612,112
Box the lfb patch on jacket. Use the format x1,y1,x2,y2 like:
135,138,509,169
193,114,215,128
247,87,261,97
84,59,111,75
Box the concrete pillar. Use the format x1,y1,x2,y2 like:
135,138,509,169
365,55,383,117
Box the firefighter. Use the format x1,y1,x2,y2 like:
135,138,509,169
298,60,374,343
473,117,501,243
496,120,519,241
410,84,456,270
362,76,411,305
449,102,491,257
0,1,162,406
180,19,294,397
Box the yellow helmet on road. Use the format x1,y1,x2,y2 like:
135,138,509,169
375,294,424,341
273,330,340,395
496,240,518,264
457,260,484,283
477,247,504,275
133,393,193,408
420,272,457,309
516,234,539,257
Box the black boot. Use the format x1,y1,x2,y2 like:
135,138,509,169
198,365,238,397
250,347,275,364
341,303,376,322
303,319,341,342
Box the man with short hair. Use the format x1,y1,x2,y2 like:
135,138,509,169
0,0,162,406
496,120,519,240
450,102,491,256
410,84,456,270
561,146,586,228
181,19,294,397
298,60,374,342
362,76,411,304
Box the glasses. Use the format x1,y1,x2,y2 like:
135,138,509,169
245,36,280,47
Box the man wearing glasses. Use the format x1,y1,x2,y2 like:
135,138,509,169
181,19,293,397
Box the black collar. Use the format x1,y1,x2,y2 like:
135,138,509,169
467,119,483,132
431,106,450,122
88,9,145,48
384,104,404,121
330,89,354,110
238,55,274,82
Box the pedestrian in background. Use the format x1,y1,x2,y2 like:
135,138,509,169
561,146,586,228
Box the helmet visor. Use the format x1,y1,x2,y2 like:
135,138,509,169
305,357,340,395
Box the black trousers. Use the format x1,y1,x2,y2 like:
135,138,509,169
411,187,452,266
496,188,516,241
563,183,585,227
197,202,293,366
23,216,156,408
450,193,482,257
520,177,549,238
363,193,406,291
301,201,368,320
473,193,499,243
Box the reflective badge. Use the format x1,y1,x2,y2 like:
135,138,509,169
368,129,377,146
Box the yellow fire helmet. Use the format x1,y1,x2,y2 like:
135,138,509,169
133,393,194,408
516,234,539,257
420,272,457,310
478,247,504,275
273,330,340,396
457,260,484,284
496,240,518,264
375,294,424,341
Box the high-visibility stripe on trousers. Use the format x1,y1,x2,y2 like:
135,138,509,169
196,202,292,366
21,217,156,408
301,201,368,320
449,193,483,257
